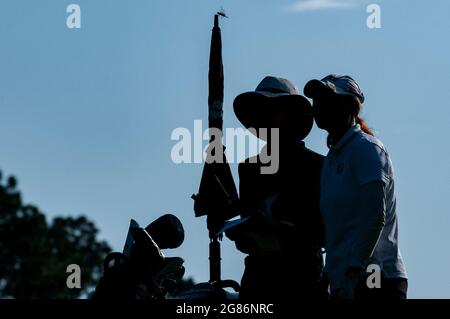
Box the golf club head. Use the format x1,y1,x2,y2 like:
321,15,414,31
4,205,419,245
145,214,185,249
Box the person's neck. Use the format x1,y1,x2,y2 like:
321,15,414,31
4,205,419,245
265,136,298,162
328,124,353,147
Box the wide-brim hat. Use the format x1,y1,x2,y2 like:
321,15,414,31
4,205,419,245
233,76,313,140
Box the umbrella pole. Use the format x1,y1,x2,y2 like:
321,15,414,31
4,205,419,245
209,236,221,283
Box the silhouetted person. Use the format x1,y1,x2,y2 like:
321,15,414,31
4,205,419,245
304,75,407,299
228,76,326,300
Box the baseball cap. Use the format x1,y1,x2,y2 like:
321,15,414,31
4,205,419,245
304,74,365,104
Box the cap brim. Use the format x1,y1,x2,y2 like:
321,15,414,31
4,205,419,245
303,79,332,99
233,91,313,140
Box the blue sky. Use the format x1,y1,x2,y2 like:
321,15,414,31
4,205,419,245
0,0,449,298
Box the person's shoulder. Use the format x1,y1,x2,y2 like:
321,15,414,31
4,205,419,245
238,155,260,174
239,154,260,166
350,131,390,163
302,145,325,162
300,145,325,170
353,131,387,154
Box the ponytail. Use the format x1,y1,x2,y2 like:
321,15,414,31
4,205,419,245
356,116,374,136
350,95,373,136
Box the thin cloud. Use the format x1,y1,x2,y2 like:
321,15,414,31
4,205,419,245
287,0,357,12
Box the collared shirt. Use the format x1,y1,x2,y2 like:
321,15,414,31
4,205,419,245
320,125,407,291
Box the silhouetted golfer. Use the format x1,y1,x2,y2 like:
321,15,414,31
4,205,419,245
304,74,408,299
227,76,326,300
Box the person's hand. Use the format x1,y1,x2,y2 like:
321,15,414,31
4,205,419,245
333,287,354,300
333,267,363,300
253,215,295,234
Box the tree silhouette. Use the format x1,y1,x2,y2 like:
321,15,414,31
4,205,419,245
0,170,111,299
0,170,197,299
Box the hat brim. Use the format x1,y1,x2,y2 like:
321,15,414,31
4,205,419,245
233,91,313,141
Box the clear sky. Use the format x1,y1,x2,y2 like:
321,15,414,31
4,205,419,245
0,0,449,298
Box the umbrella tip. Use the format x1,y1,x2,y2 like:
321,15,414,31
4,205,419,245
217,7,229,19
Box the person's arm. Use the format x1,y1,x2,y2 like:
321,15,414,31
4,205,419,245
336,143,390,299
349,180,386,269
238,161,260,217
335,181,387,299
348,142,390,269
